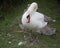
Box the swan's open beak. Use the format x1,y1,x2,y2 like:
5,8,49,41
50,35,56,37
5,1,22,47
26,15,30,23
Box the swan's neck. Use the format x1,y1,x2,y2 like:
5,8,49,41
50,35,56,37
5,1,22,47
22,2,38,24
22,2,38,18
22,11,29,24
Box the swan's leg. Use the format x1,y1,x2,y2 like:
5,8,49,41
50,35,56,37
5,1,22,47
28,31,39,43
23,30,33,41
31,36,39,43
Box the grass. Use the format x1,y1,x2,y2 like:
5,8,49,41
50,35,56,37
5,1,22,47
0,0,60,48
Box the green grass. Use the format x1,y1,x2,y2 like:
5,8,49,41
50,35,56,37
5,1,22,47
0,0,60,48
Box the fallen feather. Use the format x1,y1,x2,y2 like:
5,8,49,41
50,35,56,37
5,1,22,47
8,41,12,44
7,33,11,37
18,42,23,46
18,41,27,46
53,20,56,22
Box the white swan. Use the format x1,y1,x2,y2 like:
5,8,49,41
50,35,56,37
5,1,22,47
21,2,56,35
22,2,47,29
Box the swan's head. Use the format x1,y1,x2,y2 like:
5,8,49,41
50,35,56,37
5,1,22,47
22,2,38,24
27,2,38,13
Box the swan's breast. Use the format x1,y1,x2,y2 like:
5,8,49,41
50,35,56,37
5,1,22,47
22,12,47,29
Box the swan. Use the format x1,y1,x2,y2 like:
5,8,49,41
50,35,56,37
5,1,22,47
21,2,56,35
22,2,47,29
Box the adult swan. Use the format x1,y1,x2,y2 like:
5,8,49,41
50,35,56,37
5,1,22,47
21,2,56,35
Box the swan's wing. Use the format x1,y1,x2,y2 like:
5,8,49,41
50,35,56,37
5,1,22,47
31,12,44,21
33,12,55,22
44,15,53,22
31,12,47,28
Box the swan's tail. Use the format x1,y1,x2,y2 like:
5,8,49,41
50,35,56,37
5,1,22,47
40,26,56,35
44,15,56,22
37,26,56,35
